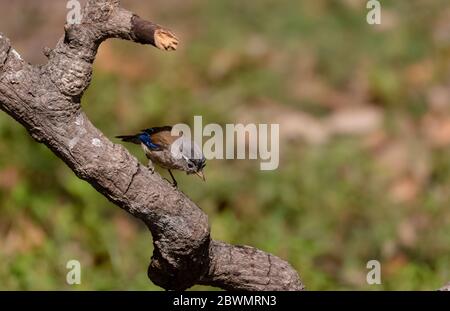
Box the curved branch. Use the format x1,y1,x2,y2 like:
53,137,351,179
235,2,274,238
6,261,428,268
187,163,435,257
200,241,304,290
0,0,303,291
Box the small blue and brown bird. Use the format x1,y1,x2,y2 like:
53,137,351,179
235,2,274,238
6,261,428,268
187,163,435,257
116,126,206,187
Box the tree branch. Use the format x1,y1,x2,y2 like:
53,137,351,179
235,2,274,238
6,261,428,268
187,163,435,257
0,0,303,291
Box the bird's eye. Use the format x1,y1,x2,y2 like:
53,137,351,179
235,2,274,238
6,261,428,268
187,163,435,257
187,162,194,169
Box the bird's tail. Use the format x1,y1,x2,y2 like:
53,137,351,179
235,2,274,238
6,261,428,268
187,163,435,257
116,134,141,144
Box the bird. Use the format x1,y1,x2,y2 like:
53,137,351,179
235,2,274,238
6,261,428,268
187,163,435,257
116,126,206,187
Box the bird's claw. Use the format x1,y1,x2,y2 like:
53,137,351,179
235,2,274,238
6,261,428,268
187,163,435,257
167,170,178,189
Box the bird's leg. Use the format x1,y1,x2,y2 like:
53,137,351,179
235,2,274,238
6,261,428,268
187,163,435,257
147,159,155,174
168,169,177,188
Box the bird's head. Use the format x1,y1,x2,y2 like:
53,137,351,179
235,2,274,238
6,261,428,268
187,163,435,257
184,157,206,181
171,136,207,181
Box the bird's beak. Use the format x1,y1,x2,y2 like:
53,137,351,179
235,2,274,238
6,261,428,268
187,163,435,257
195,171,206,181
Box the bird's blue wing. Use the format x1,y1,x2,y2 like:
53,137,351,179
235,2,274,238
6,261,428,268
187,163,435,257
138,133,161,150
142,126,176,150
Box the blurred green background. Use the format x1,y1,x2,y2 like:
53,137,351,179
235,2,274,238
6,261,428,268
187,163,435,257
0,0,449,290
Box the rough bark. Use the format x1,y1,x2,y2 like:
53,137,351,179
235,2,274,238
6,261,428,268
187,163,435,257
0,0,303,291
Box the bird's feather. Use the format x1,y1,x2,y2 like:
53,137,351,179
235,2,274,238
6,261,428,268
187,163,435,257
150,131,180,148
139,133,161,150
141,126,179,148
142,126,173,135
116,134,141,144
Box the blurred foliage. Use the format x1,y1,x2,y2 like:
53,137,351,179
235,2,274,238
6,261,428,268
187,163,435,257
0,0,450,290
